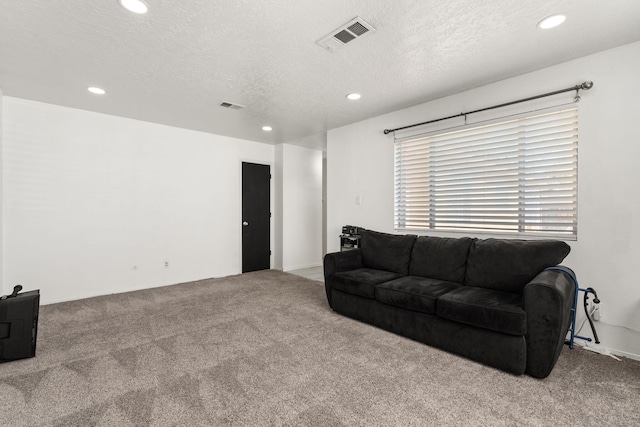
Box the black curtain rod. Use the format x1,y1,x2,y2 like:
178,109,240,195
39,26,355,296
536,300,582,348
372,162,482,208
383,80,594,135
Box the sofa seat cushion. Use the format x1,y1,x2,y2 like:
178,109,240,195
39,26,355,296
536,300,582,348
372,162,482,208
331,268,403,299
376,276,462,314
437,287,527,336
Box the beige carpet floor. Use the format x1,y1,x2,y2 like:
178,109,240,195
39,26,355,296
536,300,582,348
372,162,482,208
0,270,639,426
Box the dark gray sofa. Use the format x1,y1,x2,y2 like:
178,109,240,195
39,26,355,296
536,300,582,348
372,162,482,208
323,229,575,378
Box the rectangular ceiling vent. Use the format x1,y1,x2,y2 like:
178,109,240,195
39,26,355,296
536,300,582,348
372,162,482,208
316,17,375,52
220,101,245,110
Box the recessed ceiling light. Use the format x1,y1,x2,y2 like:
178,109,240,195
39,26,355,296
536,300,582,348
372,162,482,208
88,87,106,95
537,14,566,29
118,0,148,14
262,126,273,132
346,93,361,100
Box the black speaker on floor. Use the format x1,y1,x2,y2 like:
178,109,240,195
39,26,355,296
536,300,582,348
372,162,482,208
0,285,40,362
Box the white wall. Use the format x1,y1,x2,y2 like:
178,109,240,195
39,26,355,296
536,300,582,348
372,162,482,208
322,155,327,256
273,144,284,270
327,41,640,357
2,97,275,304
0,88,3,296
279,144,323,271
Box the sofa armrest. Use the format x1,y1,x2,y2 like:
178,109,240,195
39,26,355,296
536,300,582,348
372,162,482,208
523,266,576,378
323,250,363,307
323,249,363,277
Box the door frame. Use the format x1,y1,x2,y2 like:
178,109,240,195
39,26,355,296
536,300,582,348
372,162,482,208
239,159,274,273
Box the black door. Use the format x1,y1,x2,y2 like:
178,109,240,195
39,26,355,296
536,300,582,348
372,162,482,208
242,162,271,273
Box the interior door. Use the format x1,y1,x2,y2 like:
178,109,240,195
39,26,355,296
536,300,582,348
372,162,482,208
242,162,271,273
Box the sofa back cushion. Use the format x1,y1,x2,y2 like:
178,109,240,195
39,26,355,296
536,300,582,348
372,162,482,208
360,230,416,275
408,236,474,283
464,238,570,294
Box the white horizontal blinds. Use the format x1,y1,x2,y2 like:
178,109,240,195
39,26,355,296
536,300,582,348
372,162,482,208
394,106,578,238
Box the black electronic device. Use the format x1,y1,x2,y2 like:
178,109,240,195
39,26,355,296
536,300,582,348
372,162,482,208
342,225,362,235
340,225,363,251
0,285,40,362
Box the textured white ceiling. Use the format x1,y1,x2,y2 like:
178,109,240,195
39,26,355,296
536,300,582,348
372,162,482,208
2,0,640,150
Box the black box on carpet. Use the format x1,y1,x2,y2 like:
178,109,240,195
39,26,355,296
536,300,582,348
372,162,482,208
0,286,40,362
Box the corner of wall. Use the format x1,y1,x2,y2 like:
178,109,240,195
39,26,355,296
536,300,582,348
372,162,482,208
0,88,4,295
322,155,327,256
277,143,324,271
273,144,284,270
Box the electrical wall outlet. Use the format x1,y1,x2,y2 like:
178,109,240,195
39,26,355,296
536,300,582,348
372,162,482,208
164,260,169,268
592,302,602,321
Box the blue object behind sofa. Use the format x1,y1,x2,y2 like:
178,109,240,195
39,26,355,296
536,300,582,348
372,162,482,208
323,229,574,378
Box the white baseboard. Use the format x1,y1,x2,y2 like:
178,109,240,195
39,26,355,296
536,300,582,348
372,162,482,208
609,348,640,362
569,321,640,362
284,263,322,272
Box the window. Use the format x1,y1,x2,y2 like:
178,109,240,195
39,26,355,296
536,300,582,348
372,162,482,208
394,106,578,239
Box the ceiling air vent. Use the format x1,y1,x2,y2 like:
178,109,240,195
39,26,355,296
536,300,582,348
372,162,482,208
316,17,375,52
220,101,245,110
